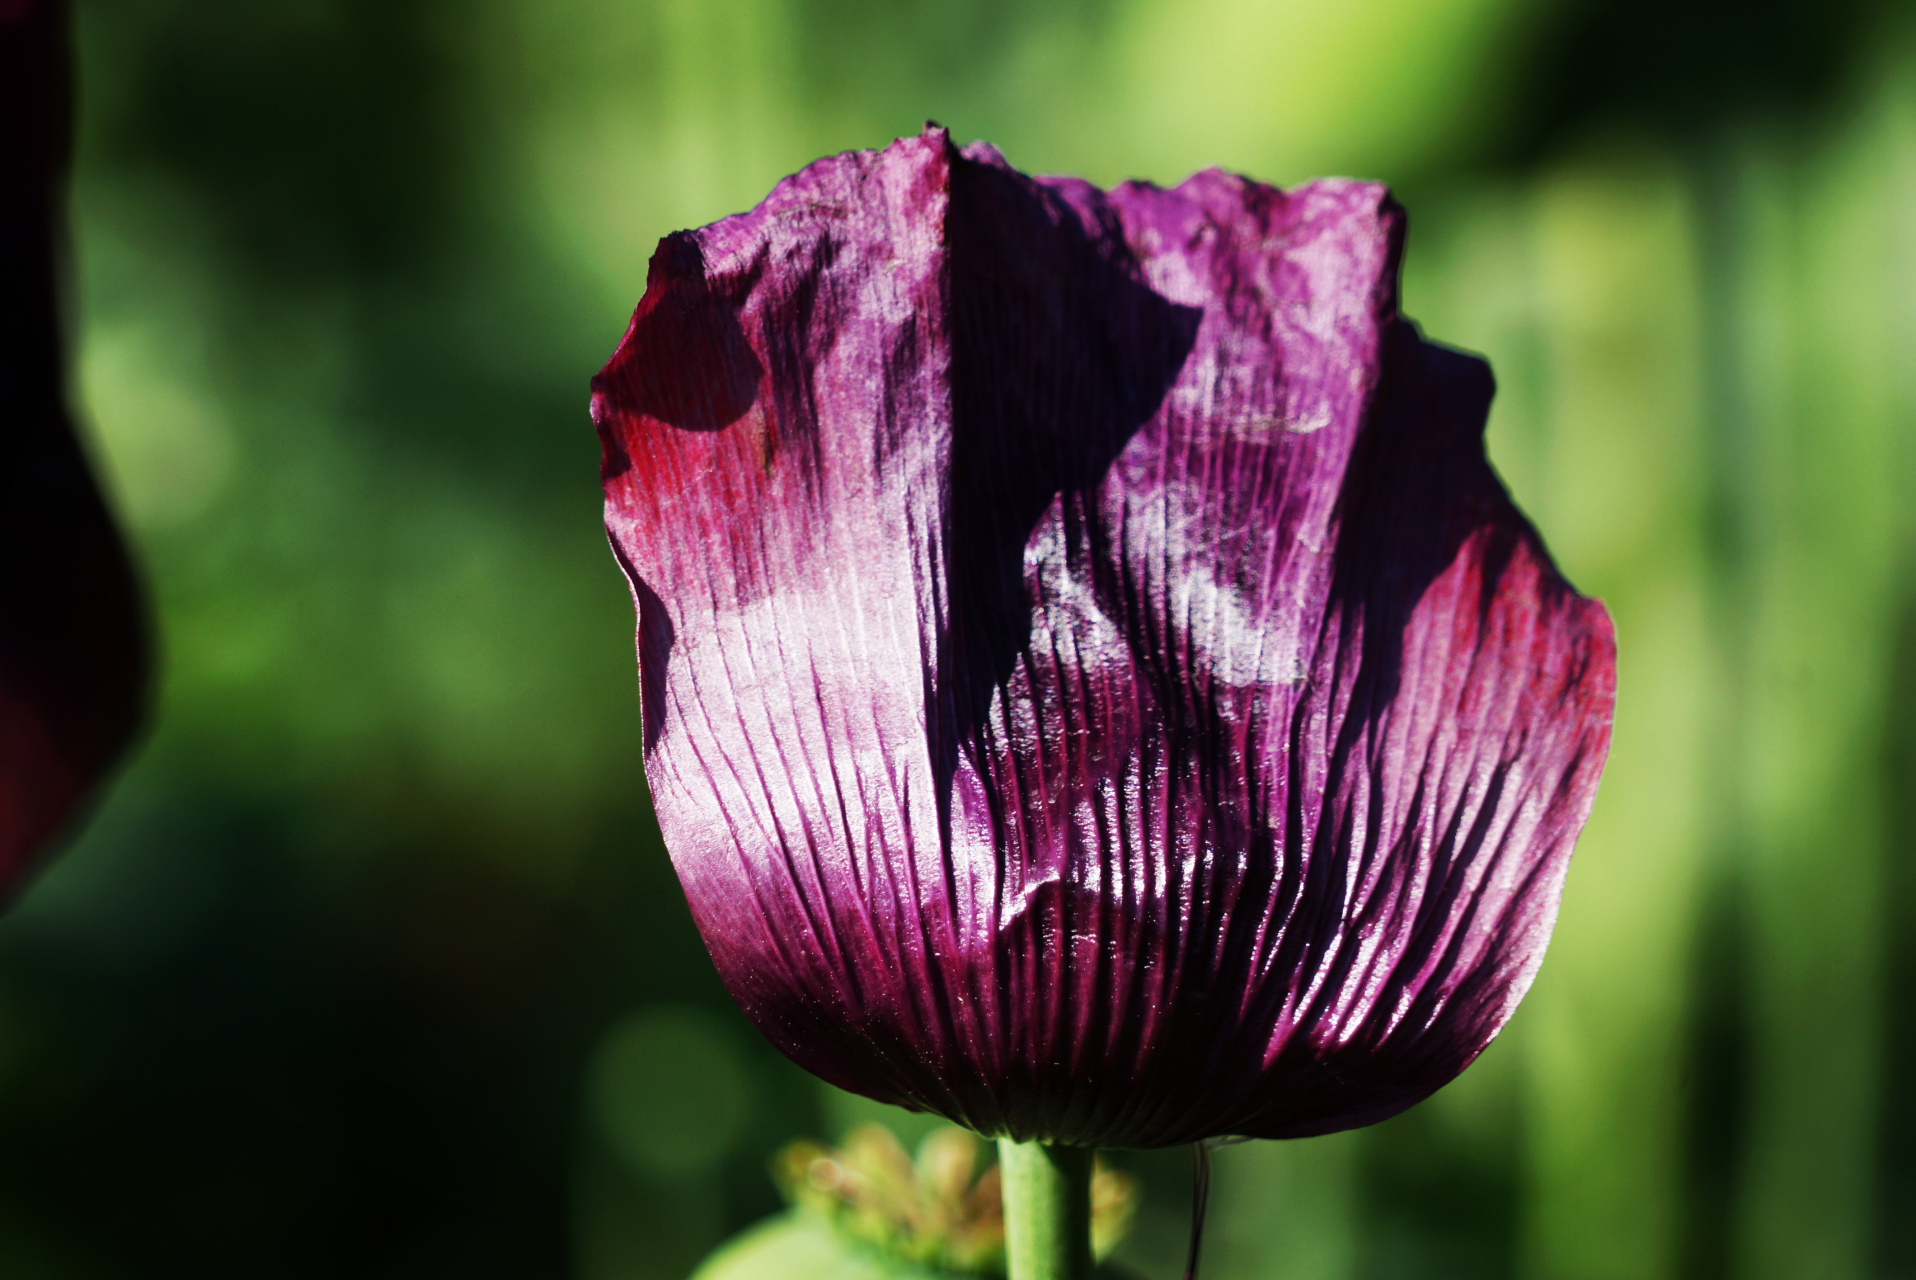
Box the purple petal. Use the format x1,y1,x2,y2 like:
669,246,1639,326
1,0,149,881
594,128,1614,1147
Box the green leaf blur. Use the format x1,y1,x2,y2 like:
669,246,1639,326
5,0,1911,1276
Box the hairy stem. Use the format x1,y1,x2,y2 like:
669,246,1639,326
998,1139,1094,1280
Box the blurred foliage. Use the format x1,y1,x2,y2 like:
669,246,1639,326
768,1123,1137,1273
6,0,1915,1276
774,1126,1012,1274
687,1208,1140,1280
690,1212,955,1280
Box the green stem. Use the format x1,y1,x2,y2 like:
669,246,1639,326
997,1138,1095,1280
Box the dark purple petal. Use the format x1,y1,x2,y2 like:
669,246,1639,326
593,128,1614,1148
1,0,148,881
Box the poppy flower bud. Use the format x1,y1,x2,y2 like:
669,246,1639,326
1,0,148,881
593,127,1614,1148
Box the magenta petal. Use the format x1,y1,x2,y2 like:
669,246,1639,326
1,0,149,881
594,128,1615,1148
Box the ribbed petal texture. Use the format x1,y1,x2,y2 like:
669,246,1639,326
0,0,148,883
594,128,1615,1148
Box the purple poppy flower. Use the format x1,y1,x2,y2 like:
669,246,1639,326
593,127,1614,1149
0,0,147,882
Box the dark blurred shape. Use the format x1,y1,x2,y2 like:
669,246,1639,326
1505,0,1883,155
0,0,147,882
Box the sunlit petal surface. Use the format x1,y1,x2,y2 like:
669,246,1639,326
595,128,1614,1148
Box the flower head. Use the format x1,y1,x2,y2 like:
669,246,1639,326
593,128,1614,1148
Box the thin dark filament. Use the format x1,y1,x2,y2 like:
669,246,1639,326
1184,1137,1254,1280
1183,1140,1212,1280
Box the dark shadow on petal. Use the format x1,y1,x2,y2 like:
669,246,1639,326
743,233,839,494
930,150,1201,828
594,233,764,433
1328,321,1499,715
608,540,675,756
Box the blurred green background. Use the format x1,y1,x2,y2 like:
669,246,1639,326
11,0,1915,1275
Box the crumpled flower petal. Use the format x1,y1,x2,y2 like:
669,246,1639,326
1,0,148,882
594,127,1615,1148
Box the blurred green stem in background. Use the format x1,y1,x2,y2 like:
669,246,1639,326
997,1140,1094,1280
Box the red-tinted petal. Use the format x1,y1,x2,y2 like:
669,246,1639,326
594,129,1614,1147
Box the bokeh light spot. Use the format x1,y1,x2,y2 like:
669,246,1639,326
589,1005,756,1179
